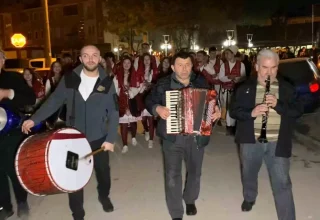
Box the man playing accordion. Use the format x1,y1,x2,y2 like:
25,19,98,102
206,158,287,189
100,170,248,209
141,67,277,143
145,51,220,220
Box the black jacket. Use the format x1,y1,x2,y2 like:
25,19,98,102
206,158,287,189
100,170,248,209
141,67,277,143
0,70,36,113
145,72,212,147
229,76,304,158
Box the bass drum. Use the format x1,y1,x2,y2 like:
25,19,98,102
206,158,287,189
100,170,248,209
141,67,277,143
15,128,93,196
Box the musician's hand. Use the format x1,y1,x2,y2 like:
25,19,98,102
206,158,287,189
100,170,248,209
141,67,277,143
251,104,269,117
156,106,170,120
101,142,114,152
212,105,221,122
265,94,277,108
22,120,35,134
0,89,11,101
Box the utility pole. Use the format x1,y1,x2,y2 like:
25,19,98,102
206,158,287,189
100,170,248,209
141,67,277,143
42,0,52,68
312,4,314,47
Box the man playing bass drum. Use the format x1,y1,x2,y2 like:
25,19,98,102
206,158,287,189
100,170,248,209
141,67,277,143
0,50,36,219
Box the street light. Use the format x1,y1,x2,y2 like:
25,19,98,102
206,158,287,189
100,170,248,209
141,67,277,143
247,34,253,49
162,35,171,56
11,33,26,48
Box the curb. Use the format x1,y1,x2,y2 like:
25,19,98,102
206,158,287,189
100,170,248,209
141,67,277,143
294,131,320,152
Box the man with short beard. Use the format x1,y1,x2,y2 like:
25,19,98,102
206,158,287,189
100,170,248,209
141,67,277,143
22,45,119,220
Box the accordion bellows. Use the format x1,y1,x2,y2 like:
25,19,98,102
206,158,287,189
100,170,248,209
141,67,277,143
166,88,217,136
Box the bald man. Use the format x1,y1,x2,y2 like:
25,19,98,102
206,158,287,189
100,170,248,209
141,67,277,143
22,45,119,220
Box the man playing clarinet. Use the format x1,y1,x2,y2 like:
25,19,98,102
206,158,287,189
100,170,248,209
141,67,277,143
145,51,221,220
230,49,303,220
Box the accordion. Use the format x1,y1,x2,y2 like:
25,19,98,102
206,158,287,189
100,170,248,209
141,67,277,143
165,88,217,136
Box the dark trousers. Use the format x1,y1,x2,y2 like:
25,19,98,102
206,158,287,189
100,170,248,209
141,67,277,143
0,130,28,212
162,136,205,219
68,137,111,219
241,142,295,220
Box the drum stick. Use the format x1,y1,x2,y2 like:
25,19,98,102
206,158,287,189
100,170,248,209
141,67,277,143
82,148,104,159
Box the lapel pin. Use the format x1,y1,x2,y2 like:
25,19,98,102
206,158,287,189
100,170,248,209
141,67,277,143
97,85,105,92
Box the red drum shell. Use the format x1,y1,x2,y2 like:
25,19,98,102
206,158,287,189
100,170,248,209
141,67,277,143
15,128,93,196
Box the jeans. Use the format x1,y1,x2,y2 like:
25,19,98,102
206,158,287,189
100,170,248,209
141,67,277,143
240,141,295,220
162,136,204,219
68,137,111,219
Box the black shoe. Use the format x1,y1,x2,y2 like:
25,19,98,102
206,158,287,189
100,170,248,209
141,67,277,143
241,200,255,212
186,204,197,216
226,126,235,136
17,202,29,218
0,208,14,220
98,197,114,213
172,218,182,220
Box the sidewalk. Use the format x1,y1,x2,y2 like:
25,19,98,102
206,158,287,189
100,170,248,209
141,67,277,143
7,126,320,220
294,110,320,152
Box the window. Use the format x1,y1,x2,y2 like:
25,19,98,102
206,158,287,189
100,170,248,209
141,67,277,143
27,31,32,40
63,5,78,16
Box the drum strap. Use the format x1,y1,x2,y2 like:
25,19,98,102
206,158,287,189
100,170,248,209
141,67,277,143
70,89,76,127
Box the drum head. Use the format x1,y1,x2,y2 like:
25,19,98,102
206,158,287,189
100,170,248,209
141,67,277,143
48,128,93,192
0,107,7,131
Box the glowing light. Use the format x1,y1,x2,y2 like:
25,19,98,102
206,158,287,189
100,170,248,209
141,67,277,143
11,33,26,48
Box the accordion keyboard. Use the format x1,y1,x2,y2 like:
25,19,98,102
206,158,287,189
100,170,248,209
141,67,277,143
166,90,182,134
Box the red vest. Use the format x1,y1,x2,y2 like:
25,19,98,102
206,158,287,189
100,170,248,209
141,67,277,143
213,58,221,74
222,61,241,89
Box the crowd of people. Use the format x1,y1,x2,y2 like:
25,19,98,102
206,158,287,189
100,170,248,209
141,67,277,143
0,42,304,220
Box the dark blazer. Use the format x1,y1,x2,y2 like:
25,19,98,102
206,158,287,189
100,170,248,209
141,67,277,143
229,76,304,158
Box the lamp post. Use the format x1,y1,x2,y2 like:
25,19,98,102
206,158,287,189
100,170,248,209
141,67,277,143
247,33,253,49
42,0,52,68
11,33,26,59
222,30,236,47
161,35,171,56
227,30,234,46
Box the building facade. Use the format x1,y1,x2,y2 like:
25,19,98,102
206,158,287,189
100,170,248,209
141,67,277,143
0,0,120,58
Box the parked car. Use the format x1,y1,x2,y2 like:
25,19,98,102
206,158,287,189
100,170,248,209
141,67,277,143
278,58,320,113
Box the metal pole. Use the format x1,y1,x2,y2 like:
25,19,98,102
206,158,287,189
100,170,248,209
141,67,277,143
42,0,52,68
312,4,314,46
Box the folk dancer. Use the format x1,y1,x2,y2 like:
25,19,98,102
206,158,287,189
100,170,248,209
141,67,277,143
230,49,303,220
22,45,119,220
146,52,221,220
219,45,246,135
133,42,160,71
136,53,158,148
208,46,223,92
0,50,36,220
114,56,144,153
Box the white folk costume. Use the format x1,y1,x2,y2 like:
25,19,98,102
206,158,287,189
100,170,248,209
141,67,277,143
113,75,142,124
136,55,158,148
114,66,144,153
208,57,223,92
219,46,246,128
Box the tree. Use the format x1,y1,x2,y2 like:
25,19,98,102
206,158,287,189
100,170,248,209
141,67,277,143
104,0,247,50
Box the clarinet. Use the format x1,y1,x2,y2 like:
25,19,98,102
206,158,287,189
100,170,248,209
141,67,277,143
257,75,271,143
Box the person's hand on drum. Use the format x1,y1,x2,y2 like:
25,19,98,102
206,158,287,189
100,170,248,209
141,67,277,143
156,106,170,120
101,142,114,152
22,120,35,134
212,105,221,122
